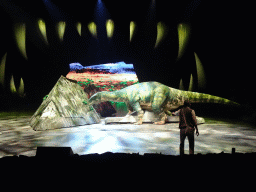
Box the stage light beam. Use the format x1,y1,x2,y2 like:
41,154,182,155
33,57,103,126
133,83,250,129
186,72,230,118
88,22,97,38
155,22,166,48
177,23,190,60
57,21,66,41
106,19,114,39
38,19,48,44
179,78,184,90
10,75,17,94
130,21,136,42
14,23,27,59
188,74,194,91
76,22,82,36
18,77,24,96
0,53,7,89
194,52,206,90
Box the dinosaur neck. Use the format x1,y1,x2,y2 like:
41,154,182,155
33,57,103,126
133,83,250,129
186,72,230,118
100,90,127,102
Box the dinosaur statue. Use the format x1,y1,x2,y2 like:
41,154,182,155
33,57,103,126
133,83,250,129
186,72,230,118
89,81,239,125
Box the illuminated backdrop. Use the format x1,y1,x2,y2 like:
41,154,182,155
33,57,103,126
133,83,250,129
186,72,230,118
0,0,254,108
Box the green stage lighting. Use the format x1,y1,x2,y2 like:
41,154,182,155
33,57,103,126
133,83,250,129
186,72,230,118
155,22,166,48
88,22,97,38
179,78,184,90
57,21,66,41
14,23,27,59
76,22,82,36
130,21,135,42
188,74,194,91
18,77,24,96
177,23,190,60
10,75,16,94
106,19,114,39
194,52,206,90
0,53,7,89
38,19,48,44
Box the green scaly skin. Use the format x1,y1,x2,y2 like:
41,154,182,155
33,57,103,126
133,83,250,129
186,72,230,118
89,81,239,125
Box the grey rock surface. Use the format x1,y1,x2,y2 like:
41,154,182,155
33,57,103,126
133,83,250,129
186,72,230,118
30,76,100,131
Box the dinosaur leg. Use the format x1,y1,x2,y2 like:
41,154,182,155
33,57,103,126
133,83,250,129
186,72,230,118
126,103,133,115
131,102,144,125
154,112,167,125
152,92,167,125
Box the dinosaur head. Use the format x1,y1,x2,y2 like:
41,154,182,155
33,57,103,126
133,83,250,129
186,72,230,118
89,92,101,105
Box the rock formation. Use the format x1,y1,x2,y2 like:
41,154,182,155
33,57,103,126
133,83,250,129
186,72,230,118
30,76,101,131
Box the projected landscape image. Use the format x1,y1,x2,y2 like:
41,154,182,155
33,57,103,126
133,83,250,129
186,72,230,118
66,61,139,91
66,61,139,117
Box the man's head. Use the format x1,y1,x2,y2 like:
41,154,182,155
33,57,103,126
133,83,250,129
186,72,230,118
184,100,191,107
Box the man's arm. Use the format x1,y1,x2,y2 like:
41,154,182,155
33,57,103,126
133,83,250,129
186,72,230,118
171,109,180,116
192,110,199,136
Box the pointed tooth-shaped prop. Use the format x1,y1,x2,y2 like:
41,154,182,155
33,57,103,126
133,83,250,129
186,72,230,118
10,75,17,94
88,22,97,38
106,19,114,39
18,77,25,97
177,23,190,60
57,21,66,41
155,22,166,48
179,78,184,90
38,19,48,44
76,22,82,36
130,21,135,42
0,53,7,89
14,23,27,59
194,52,206,90
188,74,194,91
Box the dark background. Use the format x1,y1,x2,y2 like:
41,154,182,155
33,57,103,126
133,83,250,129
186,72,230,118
0,0,255,111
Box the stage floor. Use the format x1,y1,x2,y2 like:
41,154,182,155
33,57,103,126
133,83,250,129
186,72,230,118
0,114,256,157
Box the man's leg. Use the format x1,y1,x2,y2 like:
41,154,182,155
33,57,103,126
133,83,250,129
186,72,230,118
180,128,186,156
187,128,195,155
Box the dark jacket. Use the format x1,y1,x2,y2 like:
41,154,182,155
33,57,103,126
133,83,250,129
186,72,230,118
178,106,197,129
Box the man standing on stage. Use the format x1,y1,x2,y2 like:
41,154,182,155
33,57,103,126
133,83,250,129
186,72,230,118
173,101,199,155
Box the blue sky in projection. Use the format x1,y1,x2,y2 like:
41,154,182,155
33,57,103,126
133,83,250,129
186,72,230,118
69,61,136,74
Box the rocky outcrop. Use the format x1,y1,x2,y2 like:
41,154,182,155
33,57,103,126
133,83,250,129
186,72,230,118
30,76,101,131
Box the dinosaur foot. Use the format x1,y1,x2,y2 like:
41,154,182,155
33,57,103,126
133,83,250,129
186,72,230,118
154,121,166,125
134,121,143,125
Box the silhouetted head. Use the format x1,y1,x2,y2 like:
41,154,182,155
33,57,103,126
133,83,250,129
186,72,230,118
184,100,191,107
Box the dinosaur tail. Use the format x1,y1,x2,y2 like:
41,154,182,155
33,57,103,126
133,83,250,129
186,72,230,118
185,91,239,106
